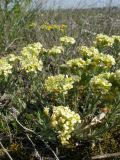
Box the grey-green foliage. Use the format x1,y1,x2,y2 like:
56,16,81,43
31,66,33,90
0,0,35,53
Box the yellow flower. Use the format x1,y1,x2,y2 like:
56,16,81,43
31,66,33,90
101,54,115,68
48,46,64,55
78,46,99,57
88,52,115,69
60,36,75,45
66,58,86,69
44,74,75,94
0,57,13,78
40,23,67,32
20,55,43,73
94,34,114,47
44,107,50,116
45,106,81,145
90,74,112,94
21,42,43,57
8,54,20,62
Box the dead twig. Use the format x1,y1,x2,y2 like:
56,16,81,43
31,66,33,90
0,141,13,160
14,114,59,160
92,152,120,159
26,134,43,160
5,37,24,52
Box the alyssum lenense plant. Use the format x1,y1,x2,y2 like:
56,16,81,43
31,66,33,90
0,35,120,147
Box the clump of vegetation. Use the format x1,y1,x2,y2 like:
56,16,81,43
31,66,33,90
0,33,120,159
91,127,120,156
0,1,120,159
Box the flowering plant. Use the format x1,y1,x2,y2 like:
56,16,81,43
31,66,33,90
0,34,120,148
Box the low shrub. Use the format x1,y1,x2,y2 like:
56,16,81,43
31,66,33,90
0,34,120,159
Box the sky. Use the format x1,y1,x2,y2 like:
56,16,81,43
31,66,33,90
40,0,120,9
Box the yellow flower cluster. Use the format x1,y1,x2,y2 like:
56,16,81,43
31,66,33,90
66,58,86,69
90,53,115,68
0,57,12,78
94,34,114,47
78,45,115,69
90,73,112,94
48,46,64,56
96,72,114,80
20,42,43,73
40,23,67,32
100,54,115,67
60,36,75,45
44,74,75,94
65,49,115,72
7,54,20,62
20,55,43,73
78,46,99,57
44,106,81,145
21,42,43,57
0,42,43,75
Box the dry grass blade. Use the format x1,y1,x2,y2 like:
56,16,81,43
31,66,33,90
92,152,120,159
0,141,13,160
